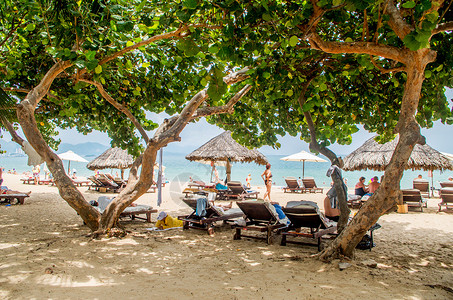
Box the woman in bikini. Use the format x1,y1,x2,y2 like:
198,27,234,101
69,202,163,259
261,163,272,201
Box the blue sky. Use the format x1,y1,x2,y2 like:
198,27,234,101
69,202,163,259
3,89,452,156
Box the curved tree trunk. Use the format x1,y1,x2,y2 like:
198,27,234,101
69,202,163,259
319,50,433,261
16,62,101,231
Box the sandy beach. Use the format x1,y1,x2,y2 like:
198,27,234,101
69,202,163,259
1,173,452,299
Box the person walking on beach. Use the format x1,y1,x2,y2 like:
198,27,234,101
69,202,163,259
261,163,272,201
246,174,252,188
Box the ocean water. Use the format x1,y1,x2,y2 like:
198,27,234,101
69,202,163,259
1,152,451,191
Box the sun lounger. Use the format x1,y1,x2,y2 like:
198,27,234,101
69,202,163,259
233,200,287,244
301,178,323,193
94,196,157,222
72,179,91,187
0,193,29,205
20,177,35,184
413,179,430,198
440,181,453,188
178,198,243,235
96,174,121,192
283,177,306,193
226,181,259,200
281,201,337,251
438,188,453,212
347,194,363,209
402,189,427,212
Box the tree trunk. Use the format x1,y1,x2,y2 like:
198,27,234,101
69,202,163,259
319,51,431,261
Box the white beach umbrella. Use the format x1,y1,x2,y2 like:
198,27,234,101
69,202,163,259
280,150,327,178
58,150,88,173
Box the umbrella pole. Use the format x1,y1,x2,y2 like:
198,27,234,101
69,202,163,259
68,161,71,175
157,149,163,207
121,169,124,180
302,160,305,179
226,160,231,183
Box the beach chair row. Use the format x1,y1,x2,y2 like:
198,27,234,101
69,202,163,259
177,199,379,252
283,177,323,194
183,180,259,201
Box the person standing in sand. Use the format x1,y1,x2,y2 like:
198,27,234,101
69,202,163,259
246,174,252,188
261,163,272,201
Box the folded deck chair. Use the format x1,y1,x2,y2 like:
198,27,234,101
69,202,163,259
97,174,120,192
438,188,453,212
0,193,29,205
283,177,306,193
94,196,157,222
178,198,243,235
281,201,337,251
226,181,259,200
402,189,427,212
233,200,287,244
413,179,430,198
301,178,323,193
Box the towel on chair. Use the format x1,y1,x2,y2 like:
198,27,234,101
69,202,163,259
196,197,207,217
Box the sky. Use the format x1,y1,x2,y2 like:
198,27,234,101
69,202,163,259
3,89,453,157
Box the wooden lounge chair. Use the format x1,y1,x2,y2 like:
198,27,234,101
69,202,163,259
20,177,35,184
97,174,120,192
413,179,430,198
233,200,287,244
301,178,323,193
440,181,453,188
226,181,259,200
87,176,104,191
281,201,337,251
95,196,157,222
283,177,306,193
402,189,427,212
438,188,453,212
178,198,243,235
0,193,29,205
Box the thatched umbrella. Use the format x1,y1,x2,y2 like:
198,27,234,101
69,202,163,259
343,136,453,172
185,131,268,182
86,147,134,179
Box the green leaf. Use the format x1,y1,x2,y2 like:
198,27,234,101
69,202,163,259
319,83,327,91
402,1,416,8
26,23,36,31
289,36,299,47
263,72,271,79
95,65,102,74
184,0,198,9
286,90,294,97
262,13,272,21
424,70,432,78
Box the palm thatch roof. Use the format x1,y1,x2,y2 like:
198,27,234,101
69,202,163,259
343,136,453,172
185,131,268,165
86,147,134,170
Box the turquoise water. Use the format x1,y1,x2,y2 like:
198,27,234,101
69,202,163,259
1,153,451,190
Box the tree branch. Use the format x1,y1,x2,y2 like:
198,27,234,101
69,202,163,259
386,0,413,40
369,56,406,73
308,32,407,64
191,84,252,120
2,87,31,94
432,21,453,35
0,115,24,146
79,79,149,144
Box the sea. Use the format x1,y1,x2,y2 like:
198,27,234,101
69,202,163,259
1,152,451,191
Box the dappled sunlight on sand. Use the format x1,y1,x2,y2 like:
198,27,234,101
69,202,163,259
0,243,21,250
35,274,117,287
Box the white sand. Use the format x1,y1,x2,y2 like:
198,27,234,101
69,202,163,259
0,173,452,299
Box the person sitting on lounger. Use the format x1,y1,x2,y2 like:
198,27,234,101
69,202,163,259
368,176,380,194
354,177,368,197
155,211,183,229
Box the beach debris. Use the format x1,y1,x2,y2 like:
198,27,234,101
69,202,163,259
338,262,352,271
45,267,54,274
361,259,378,268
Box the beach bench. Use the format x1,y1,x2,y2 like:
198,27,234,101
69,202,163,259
413,179,430,198
20,177,35,184
440,181,453,188
0,193,29,205
283,177,306,193
438,188,453,212
233,201,286,244
94,196,157,222
302,178,323,193
178,198,243,235
226,181,259,200
402,189,427,212
281,201,337,251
